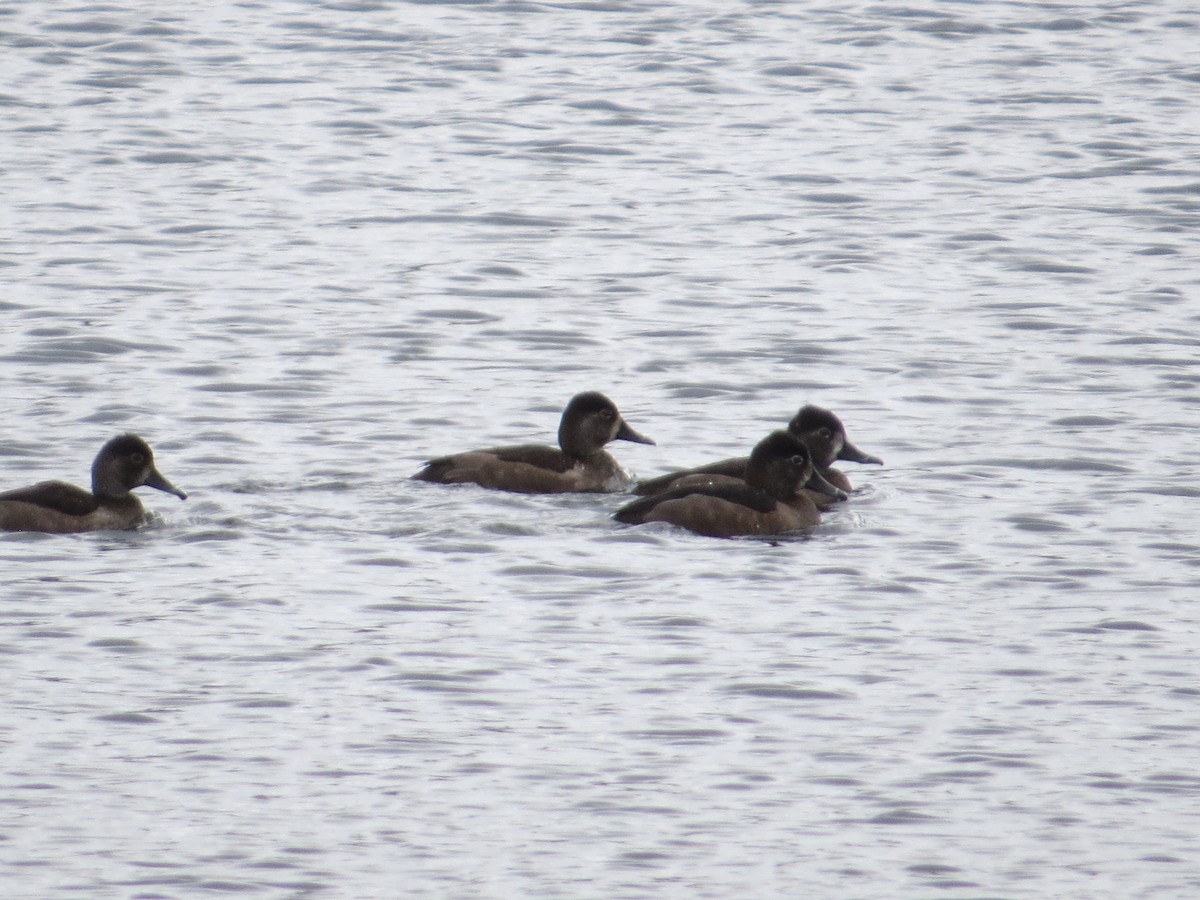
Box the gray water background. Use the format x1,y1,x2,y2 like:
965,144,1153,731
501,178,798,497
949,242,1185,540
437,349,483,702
2,1,1200,896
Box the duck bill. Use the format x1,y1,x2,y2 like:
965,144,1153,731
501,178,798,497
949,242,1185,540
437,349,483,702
144,467,188,500
806,469,848,501
615,419,655,446
839,439,882,466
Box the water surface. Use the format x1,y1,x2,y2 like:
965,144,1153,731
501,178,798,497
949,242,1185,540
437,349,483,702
2,1,1200,897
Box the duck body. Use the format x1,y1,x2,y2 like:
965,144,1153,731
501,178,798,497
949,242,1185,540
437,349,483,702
0,434,186,534
415,444,631,494
0,484,149,533
615,480,820,538
614,430,842,538
414,391,654,494
634,404,881,505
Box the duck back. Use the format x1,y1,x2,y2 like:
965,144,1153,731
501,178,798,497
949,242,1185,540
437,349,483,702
0,487,144,534
0,481,100,516
634,457,748,495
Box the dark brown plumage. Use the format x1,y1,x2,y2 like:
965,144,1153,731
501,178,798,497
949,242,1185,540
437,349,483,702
0,434,186,533
414,392,654,493
614,430,843,538
634,405,881,506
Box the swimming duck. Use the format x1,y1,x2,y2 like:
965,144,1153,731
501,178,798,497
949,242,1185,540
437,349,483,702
414,391,655,493
614,430,844,538
0,434,187,534
634,404,881,502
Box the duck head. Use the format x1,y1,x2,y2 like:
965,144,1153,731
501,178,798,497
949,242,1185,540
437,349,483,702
92,434,187,500
558,392,654,458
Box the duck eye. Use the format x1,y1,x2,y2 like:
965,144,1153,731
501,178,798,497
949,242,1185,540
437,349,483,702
818,428,831,439
131,453,144,464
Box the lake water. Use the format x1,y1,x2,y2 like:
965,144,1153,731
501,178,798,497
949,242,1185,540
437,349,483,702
3,1,1200,896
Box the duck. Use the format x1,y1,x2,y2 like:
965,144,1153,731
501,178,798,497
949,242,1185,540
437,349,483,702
634,404,881,504
613,430,844,538
0,434,187,534
413,391,655,493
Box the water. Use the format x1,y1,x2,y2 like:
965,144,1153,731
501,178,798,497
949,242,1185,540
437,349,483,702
2,1,1199,896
